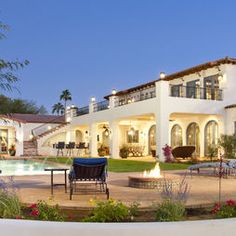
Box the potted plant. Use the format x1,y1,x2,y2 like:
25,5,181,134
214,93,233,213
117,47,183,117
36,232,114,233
119,145,129,159
9,144,16,156
98,145,107,157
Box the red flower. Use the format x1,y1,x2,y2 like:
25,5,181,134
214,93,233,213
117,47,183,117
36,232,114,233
30,210,39,217
211,203,221,214
226,199,235,206
15,215,23,219
29,203,38,209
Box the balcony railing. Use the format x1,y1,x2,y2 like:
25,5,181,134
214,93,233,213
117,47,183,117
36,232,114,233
169,85,223,101
115,90,156,107
93,100,109,112
77,106,89,116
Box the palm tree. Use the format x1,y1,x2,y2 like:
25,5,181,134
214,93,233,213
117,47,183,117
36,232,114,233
52,102,64,115
60,89,72,111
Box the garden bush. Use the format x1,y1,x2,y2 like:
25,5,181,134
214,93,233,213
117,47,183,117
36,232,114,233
212,199,236,218
83,199,139,222
27,200,64,221
155,200,185,222
0,177,22,219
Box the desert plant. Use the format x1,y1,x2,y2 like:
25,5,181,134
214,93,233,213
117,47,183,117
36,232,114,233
27,200,64,221
162,144,173,163
218,135,236,159
119,145,129,159
98,145,108,157
83,199,138,222
8,144,16,156
207,145,218,161
0,177,21,219
155,200,185,222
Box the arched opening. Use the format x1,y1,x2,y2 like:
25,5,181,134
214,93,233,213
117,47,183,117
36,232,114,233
186,122,200,156
148,125,156,155
75,130,83,144
205,120,218,156
102,130,110,147
171,124,183,148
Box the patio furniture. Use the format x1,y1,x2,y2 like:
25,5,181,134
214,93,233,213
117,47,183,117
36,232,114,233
188,160,236,177
44,168,69,195
69,157,109,200
76,142,88,156
55,142,65,156
66,142,75,156
172,146,195,159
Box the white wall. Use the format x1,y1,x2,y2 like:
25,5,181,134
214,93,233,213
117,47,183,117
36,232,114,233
1,218,236,236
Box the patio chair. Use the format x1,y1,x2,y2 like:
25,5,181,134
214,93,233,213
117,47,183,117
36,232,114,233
171,146,195,159
69,157,109,200
76,142,86,156
66,142,75,156
56,142,65,156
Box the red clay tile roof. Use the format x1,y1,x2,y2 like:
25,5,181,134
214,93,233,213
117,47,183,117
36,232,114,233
0,113,65,124
104,57,236,99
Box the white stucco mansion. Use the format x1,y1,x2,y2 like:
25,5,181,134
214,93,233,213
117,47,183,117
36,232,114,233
1,57,236,161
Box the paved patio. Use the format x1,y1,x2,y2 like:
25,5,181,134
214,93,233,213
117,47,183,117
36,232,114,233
2,169,236,209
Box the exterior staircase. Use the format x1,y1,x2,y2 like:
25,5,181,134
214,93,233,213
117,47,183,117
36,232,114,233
23,141,38,156
36,123,68,139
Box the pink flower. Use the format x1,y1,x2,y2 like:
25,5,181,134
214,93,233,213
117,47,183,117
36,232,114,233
29,203,37,209
15,215,23,219
30,209,39,217
211,203,221,214
226,199,235,206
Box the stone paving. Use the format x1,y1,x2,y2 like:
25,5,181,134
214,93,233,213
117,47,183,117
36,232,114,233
2,169,236,209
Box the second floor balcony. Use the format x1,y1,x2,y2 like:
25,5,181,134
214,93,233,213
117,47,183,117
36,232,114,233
169,85,223,101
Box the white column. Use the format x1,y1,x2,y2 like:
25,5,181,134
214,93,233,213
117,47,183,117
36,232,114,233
109,121,120,159
200,124,205,157
155,80,170,161
66,128,76,143
89,123,98,156
16,124,24,156
109,95,118,109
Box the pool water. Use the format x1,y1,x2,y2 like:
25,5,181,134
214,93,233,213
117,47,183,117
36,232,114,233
0,160,63,176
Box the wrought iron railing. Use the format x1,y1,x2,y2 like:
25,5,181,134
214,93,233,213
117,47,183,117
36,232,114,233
77,106,89,116
93,100,109,112
169,85,223,101
115,89,156,107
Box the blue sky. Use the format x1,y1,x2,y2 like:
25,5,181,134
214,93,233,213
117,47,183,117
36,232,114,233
1,0,236,112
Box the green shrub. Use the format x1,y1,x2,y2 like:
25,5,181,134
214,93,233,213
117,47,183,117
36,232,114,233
212,200,236,218
83,199,138,222
218,135,236,159
119,145,129,159
0,192,21,218
27,200,64,221
155,200,185,222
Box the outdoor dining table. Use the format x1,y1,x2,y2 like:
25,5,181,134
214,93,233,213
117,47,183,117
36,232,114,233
44,168,69,195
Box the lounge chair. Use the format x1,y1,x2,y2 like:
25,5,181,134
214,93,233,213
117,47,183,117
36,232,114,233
69,158,109,200
172,146,196,159
188,160,236,176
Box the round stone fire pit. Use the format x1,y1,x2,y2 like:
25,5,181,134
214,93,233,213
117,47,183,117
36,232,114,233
128,176,177,190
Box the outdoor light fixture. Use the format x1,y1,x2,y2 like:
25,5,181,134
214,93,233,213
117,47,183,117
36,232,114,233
218,73,223,82
29,134,33,139
159,72,166,79
66,117,71,122
47,125,52,130
112,89,117,95
128,127,135,136
91,97,96,102
195,80,200,86
103,125,110,136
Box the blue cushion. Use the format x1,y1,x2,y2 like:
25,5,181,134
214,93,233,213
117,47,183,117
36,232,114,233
73,157,107,166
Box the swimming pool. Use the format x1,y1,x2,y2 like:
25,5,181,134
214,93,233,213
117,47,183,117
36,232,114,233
0,159,64,176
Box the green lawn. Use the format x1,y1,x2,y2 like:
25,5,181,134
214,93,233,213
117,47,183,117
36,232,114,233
46,157,191,173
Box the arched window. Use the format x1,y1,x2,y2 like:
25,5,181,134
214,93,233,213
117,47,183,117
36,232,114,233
205,121,218,156
171,124,183,148
187,122,200,156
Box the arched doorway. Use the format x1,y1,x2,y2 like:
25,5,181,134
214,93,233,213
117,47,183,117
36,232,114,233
205,120,218,156
75,130,83,144
148,125,156,155
186,122,200,156
171,124,183,148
